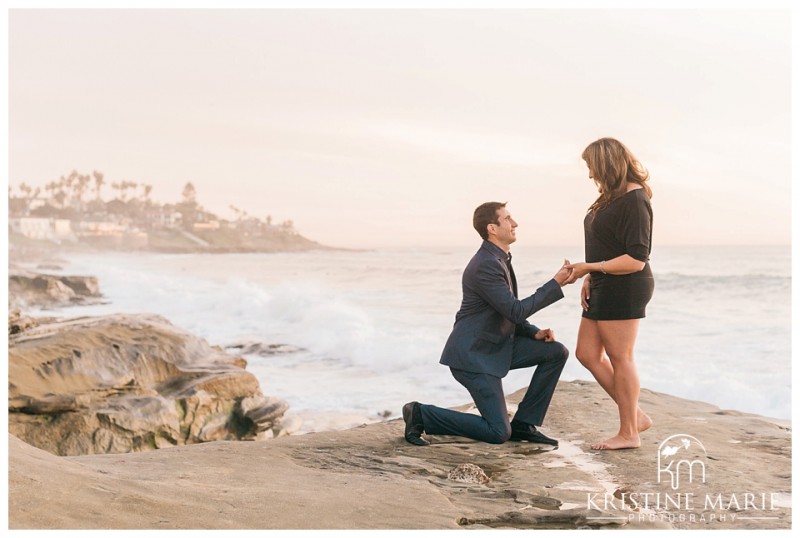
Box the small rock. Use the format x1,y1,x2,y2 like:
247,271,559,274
8,309,38,336
224,341,305,356
448,463,490,484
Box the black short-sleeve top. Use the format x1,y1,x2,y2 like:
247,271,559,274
583,188,653,265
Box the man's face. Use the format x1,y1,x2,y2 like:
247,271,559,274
489,207,518,247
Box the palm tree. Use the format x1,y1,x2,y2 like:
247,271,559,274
93,170,105,201
75,174,91,211
142,184,153,204
65,170,78,205
45,181,57,204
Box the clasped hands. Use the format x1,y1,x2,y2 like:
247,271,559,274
554,259,593,286
533,260,593,341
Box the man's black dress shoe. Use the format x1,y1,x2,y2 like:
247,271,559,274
402,401,430,446
509,420,559,446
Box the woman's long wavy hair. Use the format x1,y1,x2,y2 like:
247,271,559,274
583,137,652,214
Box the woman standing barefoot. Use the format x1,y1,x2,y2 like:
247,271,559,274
566,138,654,450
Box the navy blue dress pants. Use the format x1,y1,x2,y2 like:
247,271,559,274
419,338,568,444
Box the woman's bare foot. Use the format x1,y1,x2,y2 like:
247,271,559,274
591,434,641,450
638,409,653,432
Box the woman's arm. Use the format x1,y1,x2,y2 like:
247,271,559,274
566,254,645,283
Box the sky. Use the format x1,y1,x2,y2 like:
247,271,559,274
7,6,792,249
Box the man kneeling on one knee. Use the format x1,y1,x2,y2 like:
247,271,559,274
404,202,574,446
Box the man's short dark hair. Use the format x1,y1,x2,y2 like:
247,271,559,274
473,202,506,240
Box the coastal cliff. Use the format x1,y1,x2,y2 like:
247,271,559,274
9,380,791,530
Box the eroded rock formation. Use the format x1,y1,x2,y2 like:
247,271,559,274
9,313,289,456
8,270,103,309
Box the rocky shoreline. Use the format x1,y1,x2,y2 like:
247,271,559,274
9,380,791,530
6,268,793,530
8,270,103,311
9,313,290,456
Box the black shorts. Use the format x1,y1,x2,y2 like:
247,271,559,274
582,265,654,321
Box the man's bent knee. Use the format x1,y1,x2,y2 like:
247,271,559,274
552,342,569,364
485,422,512,444
486,430,512,445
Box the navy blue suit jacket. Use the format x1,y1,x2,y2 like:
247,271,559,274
439,240,564,378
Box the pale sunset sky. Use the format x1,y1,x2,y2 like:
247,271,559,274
7,4,792,249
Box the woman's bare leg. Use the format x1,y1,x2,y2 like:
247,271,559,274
591,319,642,449
575,318,651,433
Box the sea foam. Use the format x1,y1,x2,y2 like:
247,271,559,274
31,245,791,431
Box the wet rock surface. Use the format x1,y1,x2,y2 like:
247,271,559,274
8,381,791,529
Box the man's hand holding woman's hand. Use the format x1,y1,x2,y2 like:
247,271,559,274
552,258,592,309
564,262,593,284
554,259,575,286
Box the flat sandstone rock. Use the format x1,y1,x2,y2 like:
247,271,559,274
8,380,791,530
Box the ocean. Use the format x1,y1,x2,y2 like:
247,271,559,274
30,244,791,432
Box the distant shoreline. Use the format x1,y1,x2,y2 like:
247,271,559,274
8,232,365,258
